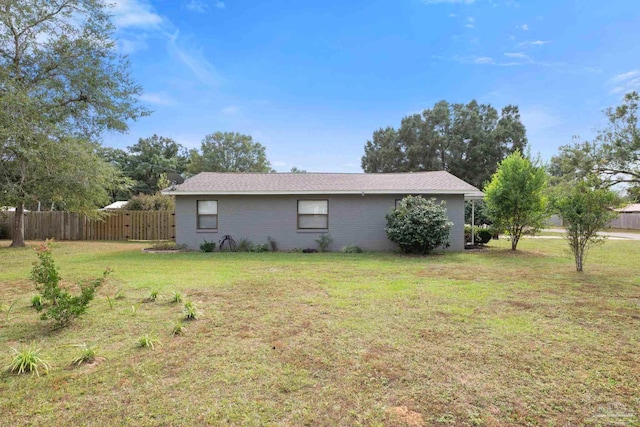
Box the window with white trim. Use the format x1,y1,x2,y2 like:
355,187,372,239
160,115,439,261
197,200,218,230
297,200,328,229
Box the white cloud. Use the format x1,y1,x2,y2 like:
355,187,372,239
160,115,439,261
609,69,640,94
473,56,494,64
531,40,550,46
140,92,175,106
611,70,640,83
519,24,529,31
167,31,222,88
221,105,239,115
465,17,475,28
504,52,529,59
185,0,208,13
111,0,163,29
520,106,564,132
272,160,287,167
185,0,224,13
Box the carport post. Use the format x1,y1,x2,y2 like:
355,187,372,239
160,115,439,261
471,200,475,246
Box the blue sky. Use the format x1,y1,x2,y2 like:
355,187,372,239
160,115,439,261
105,0,640,172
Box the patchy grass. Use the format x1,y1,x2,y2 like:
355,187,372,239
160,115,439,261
0,239,639,425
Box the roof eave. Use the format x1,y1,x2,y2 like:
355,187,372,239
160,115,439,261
162,189,480,196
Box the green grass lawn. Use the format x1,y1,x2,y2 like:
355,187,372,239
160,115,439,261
0,239,639,426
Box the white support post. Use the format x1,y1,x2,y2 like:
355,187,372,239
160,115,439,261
471,200,475,246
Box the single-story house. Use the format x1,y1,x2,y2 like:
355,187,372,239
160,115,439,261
163,171,483,251
615,203,640,213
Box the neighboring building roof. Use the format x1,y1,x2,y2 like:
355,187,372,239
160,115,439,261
163,171,483,199
101,201,129,210
0,206,30,212
615,203,640,213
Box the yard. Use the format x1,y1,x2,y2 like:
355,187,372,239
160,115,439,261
0,238,638,426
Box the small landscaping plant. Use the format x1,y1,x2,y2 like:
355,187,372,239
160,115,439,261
200,240,216,252
251,243,269,252
183,301,199,320
267,236,278,251
70,343,97,366
137,334,160,349
171,321,186,336
31,294,44,310
236,238,253,252
6,344,51,376
170,291,183,303
315,233,333,252
343,244,362,253
146,289,162,302
30,242,110,327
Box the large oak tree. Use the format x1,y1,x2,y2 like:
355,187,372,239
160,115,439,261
361,100,527,189
0,0,147,246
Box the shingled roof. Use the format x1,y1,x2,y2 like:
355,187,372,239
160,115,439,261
164,171,483,199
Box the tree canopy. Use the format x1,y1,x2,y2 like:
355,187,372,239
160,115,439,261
549,92,640,191
361,100,527,188
0,0,147,246
126,135,188,194
484,151,548,250
188,132,273,174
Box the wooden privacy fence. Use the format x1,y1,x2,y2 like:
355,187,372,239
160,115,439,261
608,213,640,230
0,211,175,241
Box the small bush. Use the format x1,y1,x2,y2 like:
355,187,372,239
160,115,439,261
267,236,278,252
386,196,452,255
236,238,252,252
30,242,110,327
137,334,160,349
343,244,362,253
183,301,199,320
6,345,51,376
302,248,317,253
251,243,269,252
200,240,216,252
315,233,333,252
70,343,97,366
151,241,185,250
114,289,125,300
464,225,494,245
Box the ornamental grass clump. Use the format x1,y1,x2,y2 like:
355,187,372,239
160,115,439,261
6,344,51,376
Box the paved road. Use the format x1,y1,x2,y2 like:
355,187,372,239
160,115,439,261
542,228,640,241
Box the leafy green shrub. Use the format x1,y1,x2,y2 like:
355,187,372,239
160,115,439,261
267,236,278,252
137,334,160,349
315,233,333,252
343,244,362,253
477,228,493,244
200,240,216,252
30,242,110,327
465,225,495,245
183,301,199,320
386,196,452,254
6,345,51,376
125,193,175,211
70,343,97,366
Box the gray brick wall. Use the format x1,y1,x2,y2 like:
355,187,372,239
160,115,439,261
175,194,465,251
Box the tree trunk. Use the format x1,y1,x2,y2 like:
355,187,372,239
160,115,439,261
575,249,584,272
10,202,25,247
